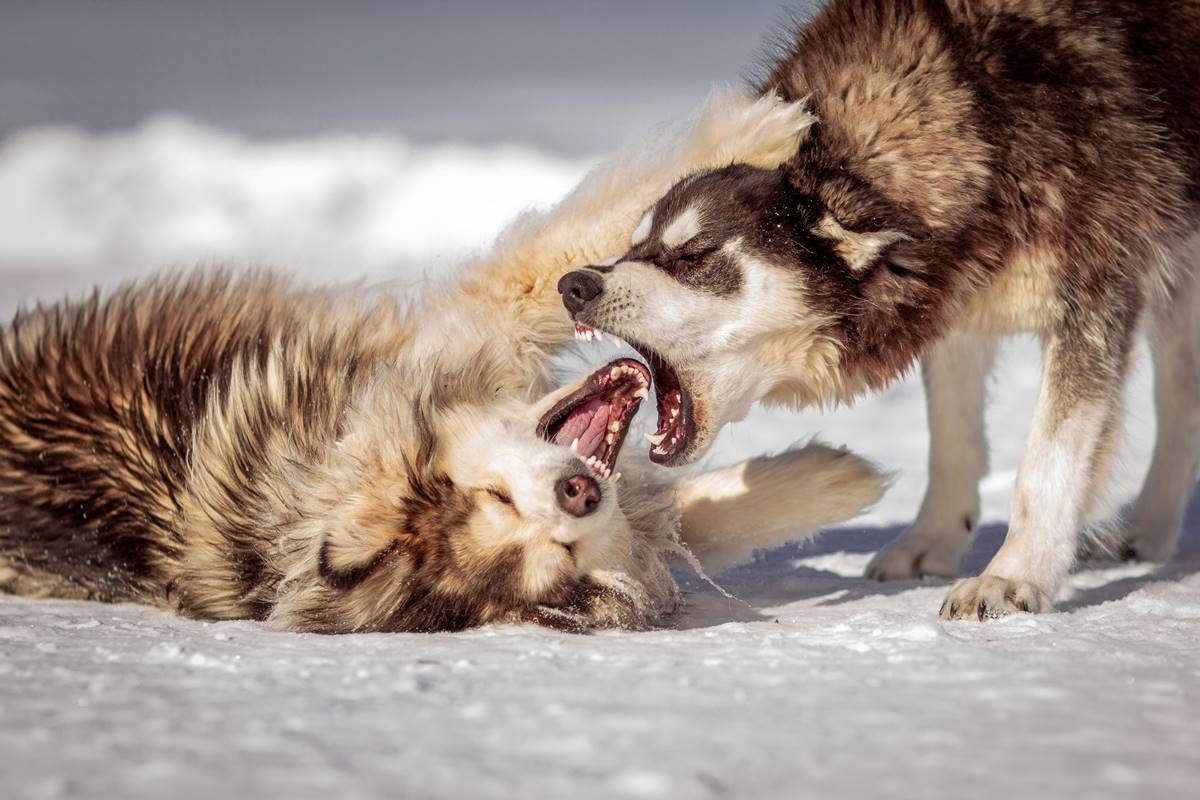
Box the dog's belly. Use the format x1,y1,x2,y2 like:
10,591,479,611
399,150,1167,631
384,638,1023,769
954,246,1061,335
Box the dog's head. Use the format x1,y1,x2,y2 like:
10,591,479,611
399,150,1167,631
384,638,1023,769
559,162,922,466
277,356,668,633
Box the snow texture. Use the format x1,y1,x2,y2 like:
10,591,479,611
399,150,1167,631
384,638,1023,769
1,122,1198,800
0,116,593,281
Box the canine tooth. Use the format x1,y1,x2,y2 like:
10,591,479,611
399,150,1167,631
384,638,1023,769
633,388,648,399
644,431,667,446
610,367,620,380
613,472,622,482
570,438,579,453
594,330,604,342
605,433,615,445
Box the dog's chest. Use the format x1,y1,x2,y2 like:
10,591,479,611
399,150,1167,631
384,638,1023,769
954,246,1062,334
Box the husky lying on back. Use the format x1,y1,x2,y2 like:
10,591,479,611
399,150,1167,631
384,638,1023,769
559,0,1200,620
0,93,885,633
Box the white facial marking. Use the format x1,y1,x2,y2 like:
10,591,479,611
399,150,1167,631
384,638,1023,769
661,206,702,250
630,210,654,246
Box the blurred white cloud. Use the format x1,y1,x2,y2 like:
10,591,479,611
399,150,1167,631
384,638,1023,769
0,116,596,281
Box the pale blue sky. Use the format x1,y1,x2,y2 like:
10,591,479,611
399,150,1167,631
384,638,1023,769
0,0,817,153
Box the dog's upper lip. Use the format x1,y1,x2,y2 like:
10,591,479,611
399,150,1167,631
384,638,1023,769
537,357,651,478
568,319,699,465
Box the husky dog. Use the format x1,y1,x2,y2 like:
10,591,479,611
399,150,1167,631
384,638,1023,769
559,0,1200,620
0,92,885,633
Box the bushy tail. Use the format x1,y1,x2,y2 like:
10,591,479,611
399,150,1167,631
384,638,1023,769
675,443,888,574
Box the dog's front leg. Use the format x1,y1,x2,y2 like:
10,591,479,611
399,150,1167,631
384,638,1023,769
866,332,995,580
940,315,1135,620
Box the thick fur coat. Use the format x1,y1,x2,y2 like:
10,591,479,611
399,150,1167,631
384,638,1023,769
0,92,886,633
559,0,1200,619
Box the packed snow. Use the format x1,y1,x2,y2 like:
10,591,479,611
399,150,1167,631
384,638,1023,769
1,121,1197,800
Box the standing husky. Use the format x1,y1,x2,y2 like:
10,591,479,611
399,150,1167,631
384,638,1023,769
0,93,885,633
559,0,1200,619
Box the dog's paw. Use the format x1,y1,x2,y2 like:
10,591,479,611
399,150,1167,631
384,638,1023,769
1119,518,1181,563
865,531,965,581
1078,518,1181,564
938,575,1051,621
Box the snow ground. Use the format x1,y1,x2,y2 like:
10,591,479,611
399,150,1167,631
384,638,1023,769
2,122,1199,799
3,515,1197,800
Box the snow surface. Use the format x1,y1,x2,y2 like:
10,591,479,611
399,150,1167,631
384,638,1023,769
2,121,1199,799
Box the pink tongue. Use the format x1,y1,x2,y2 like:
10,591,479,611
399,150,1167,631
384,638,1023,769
553,399,611,457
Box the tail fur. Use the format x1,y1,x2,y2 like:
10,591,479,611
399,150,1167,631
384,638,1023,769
675,443,888,574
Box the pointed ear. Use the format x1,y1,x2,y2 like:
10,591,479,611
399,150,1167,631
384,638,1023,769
318,509,404,590
812,214,909,273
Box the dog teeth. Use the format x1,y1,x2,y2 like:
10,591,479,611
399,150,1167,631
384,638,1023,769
570,438,579,454
644,431,667,446
608,420,620,432
610,367,621,380
612,472,622,482
633,388,648,399
605,433,615,445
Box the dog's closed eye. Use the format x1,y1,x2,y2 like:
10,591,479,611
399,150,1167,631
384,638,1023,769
486,486,516,508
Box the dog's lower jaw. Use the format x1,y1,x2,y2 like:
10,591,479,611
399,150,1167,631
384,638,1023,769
660,357,775,466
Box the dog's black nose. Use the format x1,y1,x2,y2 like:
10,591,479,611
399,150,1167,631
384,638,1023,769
555,473,601,517
558,270,602,315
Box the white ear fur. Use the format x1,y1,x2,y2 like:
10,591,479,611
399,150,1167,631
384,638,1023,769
317,500,405,589
323,515,390,571
813,214,908,273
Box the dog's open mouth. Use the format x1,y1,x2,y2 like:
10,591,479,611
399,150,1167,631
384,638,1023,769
574,323,696,465
537,356,651,479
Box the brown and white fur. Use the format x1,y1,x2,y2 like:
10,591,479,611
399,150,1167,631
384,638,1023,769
0,92,885,633
559,0,1200,620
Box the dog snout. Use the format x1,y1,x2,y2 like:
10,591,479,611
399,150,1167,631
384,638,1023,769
558,270,603,315
555,473,601,517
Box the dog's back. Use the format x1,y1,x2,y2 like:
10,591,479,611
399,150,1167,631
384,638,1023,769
0,274,401,612
760,0,1200,211
556,0,1200,618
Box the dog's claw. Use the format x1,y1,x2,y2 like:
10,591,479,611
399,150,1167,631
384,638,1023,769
939,575,1051,621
